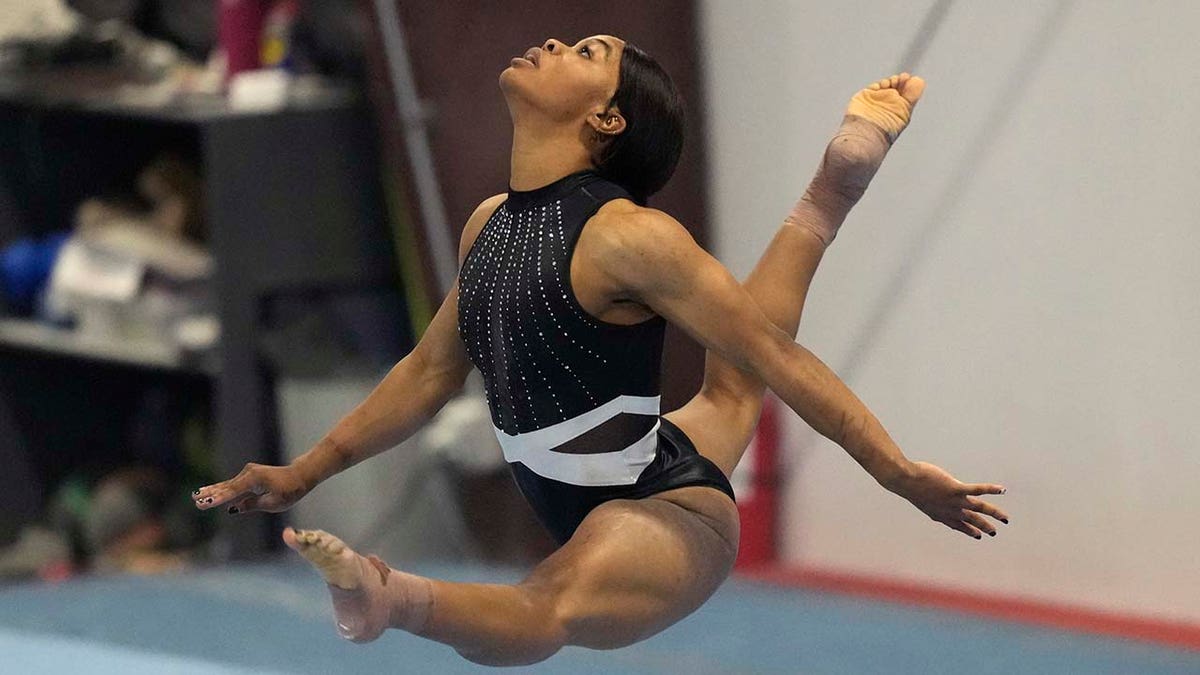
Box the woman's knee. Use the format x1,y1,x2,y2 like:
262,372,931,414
702,363,768,412
699,382,764,437
552,588,649,651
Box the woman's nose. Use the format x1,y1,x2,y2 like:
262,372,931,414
542,39,563,53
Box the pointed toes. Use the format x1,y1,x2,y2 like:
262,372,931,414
282,526,301,550
284,527,328,551
287,528,350,557
868,74,908,94
902,76,926,104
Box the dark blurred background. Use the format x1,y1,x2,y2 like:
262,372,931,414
0,0,710,581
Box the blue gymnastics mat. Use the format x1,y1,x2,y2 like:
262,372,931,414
0,559,1196,674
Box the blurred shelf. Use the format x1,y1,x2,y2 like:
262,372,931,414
0,87,397,558
0,68,358,124
0,317,216,376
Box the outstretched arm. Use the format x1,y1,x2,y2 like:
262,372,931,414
592,208,1009,538
288,277,475,489
193,194,506,515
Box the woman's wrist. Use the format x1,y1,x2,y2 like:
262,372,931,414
290,437,348,492
872,454,916,492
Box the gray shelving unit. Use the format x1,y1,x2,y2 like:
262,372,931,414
0,75,406,558
0,316,211,373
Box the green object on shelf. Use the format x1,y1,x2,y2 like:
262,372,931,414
383,166,434,340
50,475,92,529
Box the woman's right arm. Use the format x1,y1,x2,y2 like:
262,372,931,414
193,194,507,515
288,276,474,489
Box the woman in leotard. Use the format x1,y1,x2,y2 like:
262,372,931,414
193,35,1009,666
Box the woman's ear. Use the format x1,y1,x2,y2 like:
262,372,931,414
589,107,627,138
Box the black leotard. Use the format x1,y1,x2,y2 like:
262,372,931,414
457,169,734,543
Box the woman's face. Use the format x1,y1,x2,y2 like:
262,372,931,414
500,34,627,125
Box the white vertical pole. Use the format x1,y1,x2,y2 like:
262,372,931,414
371,0,457,297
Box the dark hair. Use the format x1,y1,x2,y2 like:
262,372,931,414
595,43,685,205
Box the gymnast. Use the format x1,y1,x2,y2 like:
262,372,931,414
192,35,1009,666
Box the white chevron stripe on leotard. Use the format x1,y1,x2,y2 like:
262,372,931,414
492,394,660,486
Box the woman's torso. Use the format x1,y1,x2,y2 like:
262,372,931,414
457,170,668,486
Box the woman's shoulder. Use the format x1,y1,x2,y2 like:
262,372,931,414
591,198,675,231
591,195,649,222
458,193,508,264
585,200,693,261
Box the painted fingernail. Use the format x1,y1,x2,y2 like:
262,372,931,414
1001,518,1009,524
974,534,982,540
988,531,996,537
228,506,239,514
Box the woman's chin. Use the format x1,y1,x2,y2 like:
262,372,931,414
499,65,522,82
498,69,530,95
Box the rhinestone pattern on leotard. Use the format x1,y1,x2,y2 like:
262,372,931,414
457,170,666,437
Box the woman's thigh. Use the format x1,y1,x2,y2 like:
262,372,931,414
522,486,739,650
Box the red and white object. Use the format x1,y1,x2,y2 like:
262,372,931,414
217,0,268,81
732,394,782,569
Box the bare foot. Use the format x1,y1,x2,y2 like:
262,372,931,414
846,73,925,143
283,526,428,643
816,73,926,202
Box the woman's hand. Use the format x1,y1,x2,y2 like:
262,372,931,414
884,461,1009,539
192,463,310,515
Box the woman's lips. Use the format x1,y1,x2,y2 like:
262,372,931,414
510,56,534,67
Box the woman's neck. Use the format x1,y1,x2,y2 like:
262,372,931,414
508,121,595,191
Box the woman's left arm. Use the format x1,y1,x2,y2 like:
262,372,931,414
589,207,1009,538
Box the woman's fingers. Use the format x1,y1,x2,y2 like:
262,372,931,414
198,485,253,510
965,495,1010,525
961,482,1006,496
194,464,304,515
193,466,244,506
960,509,997,537
942,501,1008,540
946,518,983,539
194,474,259,510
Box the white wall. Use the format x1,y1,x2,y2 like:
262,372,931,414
700,0,1200,623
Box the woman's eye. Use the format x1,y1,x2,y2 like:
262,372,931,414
580,46,591,57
